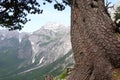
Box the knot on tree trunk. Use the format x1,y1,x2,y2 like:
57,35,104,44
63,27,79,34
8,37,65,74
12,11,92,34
90,0,98,8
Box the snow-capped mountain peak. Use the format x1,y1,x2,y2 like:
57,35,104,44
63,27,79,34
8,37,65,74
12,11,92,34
41,23,66,32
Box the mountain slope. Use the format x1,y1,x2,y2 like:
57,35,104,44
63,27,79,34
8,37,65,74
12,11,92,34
0,30,33,78
0,23,74,80
29,23,71,67
1,50,73,80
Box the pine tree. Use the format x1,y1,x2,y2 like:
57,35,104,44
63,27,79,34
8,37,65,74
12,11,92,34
114,6,120,33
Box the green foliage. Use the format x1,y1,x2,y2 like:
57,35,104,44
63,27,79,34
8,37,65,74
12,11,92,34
55,69,67,80
114,6,120,33
43,0,70,10
114,6,120,22
113,69,120,80
0,0,70,30
113,72,120,79
0,0,42,30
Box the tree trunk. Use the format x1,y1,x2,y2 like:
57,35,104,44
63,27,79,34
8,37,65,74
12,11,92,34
69,0,120,80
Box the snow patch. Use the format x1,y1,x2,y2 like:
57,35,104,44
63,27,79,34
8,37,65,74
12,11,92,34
31,41,38,53
41,23,65,32
32,56,35,63
32,46,37,53
38,57,44,65
19,38,22,43
31,41,34,45
1,37,5,40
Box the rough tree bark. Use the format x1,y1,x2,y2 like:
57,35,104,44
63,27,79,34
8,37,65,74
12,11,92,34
69,0,120,80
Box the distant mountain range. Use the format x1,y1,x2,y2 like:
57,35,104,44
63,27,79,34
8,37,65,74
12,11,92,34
0,23,74,80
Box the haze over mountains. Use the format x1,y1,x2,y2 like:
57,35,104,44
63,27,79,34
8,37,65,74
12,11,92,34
0,23,74,80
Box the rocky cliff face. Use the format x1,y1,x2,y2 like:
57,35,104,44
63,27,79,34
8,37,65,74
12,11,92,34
0,23,74,79
29,23,72,67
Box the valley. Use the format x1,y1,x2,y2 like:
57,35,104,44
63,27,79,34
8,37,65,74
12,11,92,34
0,23,74,80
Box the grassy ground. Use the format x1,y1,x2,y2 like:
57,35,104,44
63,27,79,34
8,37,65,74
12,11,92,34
116,33,120,41
113,33,120,80
113,68,120,80
54,69,67,80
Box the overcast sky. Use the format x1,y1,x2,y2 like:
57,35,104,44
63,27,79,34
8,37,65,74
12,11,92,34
1,0,119,32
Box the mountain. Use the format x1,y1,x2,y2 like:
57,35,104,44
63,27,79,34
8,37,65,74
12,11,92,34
0,23,74,80
29,23,72,66
0,30,32,78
